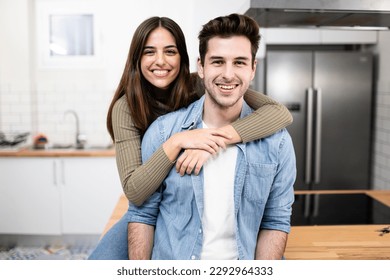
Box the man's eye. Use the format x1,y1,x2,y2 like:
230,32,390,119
235,61,246,66
211,60,223,65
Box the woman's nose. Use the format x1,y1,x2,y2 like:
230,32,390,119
155,52,166,66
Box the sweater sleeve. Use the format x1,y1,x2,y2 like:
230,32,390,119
112,96,174,206
234,88,293,143
191,74,293,143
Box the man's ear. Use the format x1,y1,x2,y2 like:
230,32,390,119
197,58,204,79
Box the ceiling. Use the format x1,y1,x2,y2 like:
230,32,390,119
245,0,390,29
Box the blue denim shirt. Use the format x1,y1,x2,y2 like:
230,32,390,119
128,96,296,260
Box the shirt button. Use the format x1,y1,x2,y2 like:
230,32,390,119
199,228,202,233
191,255,196,260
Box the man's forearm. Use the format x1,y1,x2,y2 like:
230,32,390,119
128,222,154,260
255,229,288,260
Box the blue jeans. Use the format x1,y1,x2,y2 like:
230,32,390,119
88,211,130,260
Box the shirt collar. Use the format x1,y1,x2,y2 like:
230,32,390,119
181,95,253,130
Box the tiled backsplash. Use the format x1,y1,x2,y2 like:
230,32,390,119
0,83,113,147
0,84,32,134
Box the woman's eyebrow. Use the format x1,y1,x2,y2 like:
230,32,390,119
143,45,177,49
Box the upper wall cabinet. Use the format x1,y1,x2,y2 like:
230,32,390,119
262,28,378,45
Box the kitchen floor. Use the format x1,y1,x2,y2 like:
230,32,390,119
0,244,94,260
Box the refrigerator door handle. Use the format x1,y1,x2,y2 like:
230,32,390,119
304,194,311,218
312,194,320,217
305,88,314,184
314,88,322,184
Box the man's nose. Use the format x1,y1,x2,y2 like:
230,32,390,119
222,64,235,79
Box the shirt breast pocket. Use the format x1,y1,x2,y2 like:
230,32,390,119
244,163,277,204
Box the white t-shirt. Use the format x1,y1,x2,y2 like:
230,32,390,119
200,123,238,259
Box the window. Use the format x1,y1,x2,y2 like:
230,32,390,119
36,0,102,68
49,14,94,56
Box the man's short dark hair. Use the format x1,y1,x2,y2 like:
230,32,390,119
198,13,260,66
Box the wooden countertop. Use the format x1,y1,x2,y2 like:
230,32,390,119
285,224,390,260
285,189,390,259
0,147,115,157
103,190,390,259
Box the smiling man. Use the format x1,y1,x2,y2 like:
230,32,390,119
127,13,296,260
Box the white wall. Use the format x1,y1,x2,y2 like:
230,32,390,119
0,0,32,134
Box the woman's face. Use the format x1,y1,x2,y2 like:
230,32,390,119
141,27,181,90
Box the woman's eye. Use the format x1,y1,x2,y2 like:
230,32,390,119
165,49,177,55
143,50,155,55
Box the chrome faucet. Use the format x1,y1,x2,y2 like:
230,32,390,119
64,110,87,149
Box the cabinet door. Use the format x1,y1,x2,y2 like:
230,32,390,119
0,158,61,234
60,157,122,234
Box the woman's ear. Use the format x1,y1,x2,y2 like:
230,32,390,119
197,58,204,79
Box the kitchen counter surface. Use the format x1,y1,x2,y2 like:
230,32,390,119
285,224,390,260
0,147,115,157
285,189,390,259
103,190,390,260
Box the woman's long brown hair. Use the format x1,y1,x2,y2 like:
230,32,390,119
107,17,197,140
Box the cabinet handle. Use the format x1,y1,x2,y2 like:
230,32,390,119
53,160,57,186
61,159,65,185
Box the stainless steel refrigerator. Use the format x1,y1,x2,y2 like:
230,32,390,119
264,50,373,190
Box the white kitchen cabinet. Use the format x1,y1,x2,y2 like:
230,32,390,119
320,29,378,44
0,156,122,235
60,157,122,234
263,28,378,45
0,158,62,235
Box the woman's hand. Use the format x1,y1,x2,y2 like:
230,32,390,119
175,128,231,153
176,149,213,176
163,128,231,162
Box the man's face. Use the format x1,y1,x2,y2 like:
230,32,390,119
198,36,256,110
